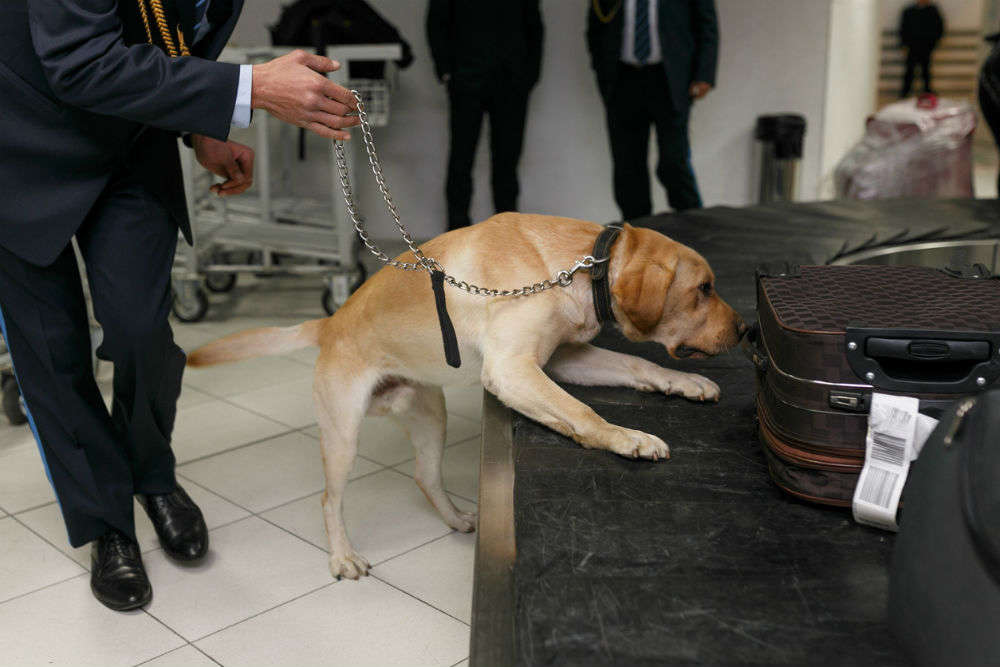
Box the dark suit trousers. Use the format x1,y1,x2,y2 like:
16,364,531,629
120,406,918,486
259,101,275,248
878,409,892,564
446,83,531,230
602,63,702,219
902,47,933,96
0,169,184,547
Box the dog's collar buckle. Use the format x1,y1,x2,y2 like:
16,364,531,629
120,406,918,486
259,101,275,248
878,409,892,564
591,223,623,324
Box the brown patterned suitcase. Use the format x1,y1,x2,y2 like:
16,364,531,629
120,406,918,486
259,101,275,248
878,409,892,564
750,263,1000,506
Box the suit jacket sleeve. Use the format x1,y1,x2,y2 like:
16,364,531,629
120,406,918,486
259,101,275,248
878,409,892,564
426,0,453,81
691,0,719,86
27,0,240,141
525,0,544,86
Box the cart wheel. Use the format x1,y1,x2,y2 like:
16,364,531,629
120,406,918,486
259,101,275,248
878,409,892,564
2,375,27,426
206,272,237,293
350,261,368,293
321,287,336,316
172,287,209,323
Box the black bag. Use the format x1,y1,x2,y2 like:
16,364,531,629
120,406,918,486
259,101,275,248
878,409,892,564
889,390,1000,667
270,0,414,79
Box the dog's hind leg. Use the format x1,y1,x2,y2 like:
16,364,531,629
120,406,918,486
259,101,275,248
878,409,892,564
384,383,476,533
313,359,376,580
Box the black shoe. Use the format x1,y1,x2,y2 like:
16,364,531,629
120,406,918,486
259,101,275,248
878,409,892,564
138,485,209,562
90,529,152,611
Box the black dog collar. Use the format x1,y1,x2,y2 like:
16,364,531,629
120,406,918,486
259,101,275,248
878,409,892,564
590,223,623,324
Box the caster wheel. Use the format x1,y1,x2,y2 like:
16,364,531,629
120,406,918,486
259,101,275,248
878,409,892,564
172,287,209,323
321,286,336,316
350,261,367,293
206,272,237,293
2,375,27,426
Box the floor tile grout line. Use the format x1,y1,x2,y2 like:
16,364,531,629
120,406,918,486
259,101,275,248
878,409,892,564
252,512,333,555
0,570,88,607
191,642,225,666
138,608,194,656
184,580,338,645
370,573,470,628
381,465,478,506
6,512,87,573
174,427,303,467
245,463,390,517
10,499,58,517
132,644,190,667
369,530,458,569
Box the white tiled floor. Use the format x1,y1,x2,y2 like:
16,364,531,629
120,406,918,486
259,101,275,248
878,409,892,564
0,289,482,667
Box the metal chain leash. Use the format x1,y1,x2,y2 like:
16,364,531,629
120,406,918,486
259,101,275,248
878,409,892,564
333,90,607,297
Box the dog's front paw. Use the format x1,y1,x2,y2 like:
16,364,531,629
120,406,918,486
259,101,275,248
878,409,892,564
671,372,720,403
329,551,370,580
446,510,477,533
607,427,670,461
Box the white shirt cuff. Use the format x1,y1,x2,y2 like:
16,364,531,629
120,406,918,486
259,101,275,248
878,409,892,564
232,64,252,128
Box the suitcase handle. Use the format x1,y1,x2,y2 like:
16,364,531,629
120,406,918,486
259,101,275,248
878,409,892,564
867,338,990,363
846,327,1000,393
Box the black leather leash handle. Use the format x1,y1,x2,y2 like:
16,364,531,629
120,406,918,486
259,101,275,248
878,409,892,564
430,269,462,368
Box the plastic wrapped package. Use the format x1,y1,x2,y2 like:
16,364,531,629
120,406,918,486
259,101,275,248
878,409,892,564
834,96,976,200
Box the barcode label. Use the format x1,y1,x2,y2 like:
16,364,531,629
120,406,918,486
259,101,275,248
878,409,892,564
870,432,906,466
883,407,913,429
858,467,900,509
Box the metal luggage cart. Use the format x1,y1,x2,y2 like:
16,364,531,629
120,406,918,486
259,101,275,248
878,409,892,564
171,45,402,322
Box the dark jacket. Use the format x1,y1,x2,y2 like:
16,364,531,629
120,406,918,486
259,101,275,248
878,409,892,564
0,0,243,266
900,3,944,52
426,0,543,93
587,0,718,112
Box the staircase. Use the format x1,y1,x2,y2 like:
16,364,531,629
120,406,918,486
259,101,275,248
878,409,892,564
878,28,983,107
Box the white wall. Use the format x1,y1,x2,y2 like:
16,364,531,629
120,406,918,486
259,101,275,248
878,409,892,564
228,1,852,238
880,0,984,30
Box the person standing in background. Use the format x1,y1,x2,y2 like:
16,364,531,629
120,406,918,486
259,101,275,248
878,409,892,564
899,0,945,97
587,0,719,220
587,0,718,221
426,0,544,231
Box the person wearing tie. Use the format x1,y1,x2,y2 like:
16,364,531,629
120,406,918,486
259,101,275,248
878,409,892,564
0,0,359,611
587,0,718,219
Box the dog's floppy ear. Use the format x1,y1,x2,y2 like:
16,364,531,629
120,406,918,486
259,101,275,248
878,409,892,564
612,259,675,334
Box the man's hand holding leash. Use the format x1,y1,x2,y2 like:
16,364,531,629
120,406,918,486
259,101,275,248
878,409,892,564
191,49,360,197
251,49,361,141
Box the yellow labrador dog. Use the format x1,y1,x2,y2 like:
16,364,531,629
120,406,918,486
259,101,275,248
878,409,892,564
188,213,745,579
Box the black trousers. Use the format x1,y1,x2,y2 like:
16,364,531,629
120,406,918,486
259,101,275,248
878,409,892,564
902,47,933,97
601,64,702,220
0,169,184,547
445,83,531,230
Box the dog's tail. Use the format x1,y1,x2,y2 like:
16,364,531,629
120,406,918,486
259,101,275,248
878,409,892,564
187,319,323,368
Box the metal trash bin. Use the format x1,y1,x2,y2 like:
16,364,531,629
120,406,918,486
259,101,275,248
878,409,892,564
755,114,806,203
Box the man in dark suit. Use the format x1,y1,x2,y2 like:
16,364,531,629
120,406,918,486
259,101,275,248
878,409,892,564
899,0,945,97
0,0,358,611
427,0,544,230
587,0,718,220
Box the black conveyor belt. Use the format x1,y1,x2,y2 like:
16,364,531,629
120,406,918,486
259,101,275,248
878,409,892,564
490,199,1000,667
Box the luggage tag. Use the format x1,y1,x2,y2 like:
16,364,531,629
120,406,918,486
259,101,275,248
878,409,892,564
853,394,922,531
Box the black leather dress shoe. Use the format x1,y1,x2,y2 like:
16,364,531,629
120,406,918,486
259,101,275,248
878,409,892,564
138,485,209,562
91,529,152,611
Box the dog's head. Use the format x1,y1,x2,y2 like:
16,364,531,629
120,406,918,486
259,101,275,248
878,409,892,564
610,225,746,358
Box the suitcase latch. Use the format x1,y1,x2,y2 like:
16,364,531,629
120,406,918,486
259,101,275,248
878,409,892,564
829,390,868,412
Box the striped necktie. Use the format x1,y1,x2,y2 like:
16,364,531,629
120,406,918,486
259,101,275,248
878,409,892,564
634,0,652,64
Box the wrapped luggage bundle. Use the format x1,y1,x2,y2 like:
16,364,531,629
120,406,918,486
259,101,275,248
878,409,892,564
834,97,976,200
749,263,1000,506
